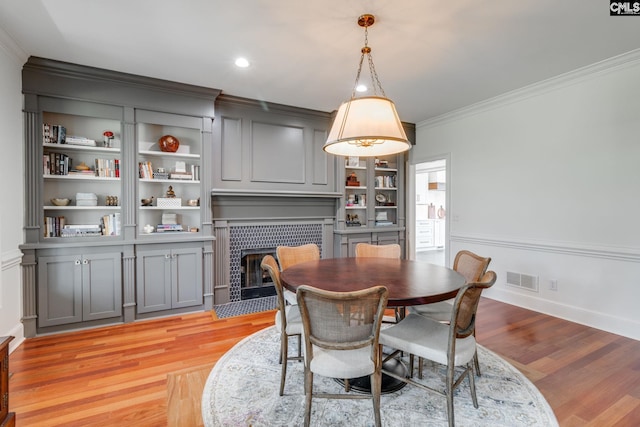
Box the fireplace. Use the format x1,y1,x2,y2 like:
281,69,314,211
211,190,340,304
240,247,276,300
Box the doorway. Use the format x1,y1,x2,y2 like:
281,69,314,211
413,159,447,266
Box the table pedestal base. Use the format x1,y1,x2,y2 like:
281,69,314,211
335,357,407,394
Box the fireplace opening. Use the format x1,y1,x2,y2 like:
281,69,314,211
240,248,277,300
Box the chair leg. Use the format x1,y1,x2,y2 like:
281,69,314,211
446,362,455,427
473,349,481,376
371,371,382,427
468,363,479,408
279,333,288,396
303,369,313,427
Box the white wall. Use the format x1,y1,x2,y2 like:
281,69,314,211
412,51,640,341
0,29,26,350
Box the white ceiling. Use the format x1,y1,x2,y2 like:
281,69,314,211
1,1,639,124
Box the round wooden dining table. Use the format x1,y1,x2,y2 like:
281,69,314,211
280,257,466,308
280,257,466,394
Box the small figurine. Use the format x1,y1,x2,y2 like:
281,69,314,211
166,186,175,198
141,196,154,206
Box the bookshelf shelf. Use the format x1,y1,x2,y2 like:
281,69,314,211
43,206,121,210
138,149,200,159
43,175,120,181
43,142,121,153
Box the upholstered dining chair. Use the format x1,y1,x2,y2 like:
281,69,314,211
276,243,321,305
355,242,402,259
296,284,388,427
260,255,303,396
410,249,491,375
379,270,497,427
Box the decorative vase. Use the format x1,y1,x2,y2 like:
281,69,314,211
158,135,180,152
438,205,446,218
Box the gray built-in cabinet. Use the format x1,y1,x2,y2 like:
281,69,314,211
19,57,220,337
19,57,415,336
37,250,122,328
136,244,203,315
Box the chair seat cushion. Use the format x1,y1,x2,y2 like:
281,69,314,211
283,289,298,306
379,313,476,366
274,304,303,335
310,345,374,379
407,300,453,322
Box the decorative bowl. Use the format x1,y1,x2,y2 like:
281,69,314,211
51,198,71,206
158,135,180,152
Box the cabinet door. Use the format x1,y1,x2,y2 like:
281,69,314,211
172,247,203,309
83,252,123,321
136,249,172,313
38,255,83,327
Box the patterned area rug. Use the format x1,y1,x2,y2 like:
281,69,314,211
213,296,277,319
202,326,558,427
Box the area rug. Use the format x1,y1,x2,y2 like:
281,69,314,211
202,326,558,427
212,296,277,319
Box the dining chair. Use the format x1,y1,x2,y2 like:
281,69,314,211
296,284,388,427
410,249,491,375
379,270,497,427
276,243,321,305
355,242,401,259
355,242,402,322
260,255,303,396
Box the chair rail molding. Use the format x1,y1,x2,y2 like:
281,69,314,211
450,233,640,263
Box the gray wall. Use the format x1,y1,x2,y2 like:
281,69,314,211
411,51,640,340
0,33,25,349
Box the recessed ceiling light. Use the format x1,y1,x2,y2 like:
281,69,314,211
356,84,367,93
235,57,250,68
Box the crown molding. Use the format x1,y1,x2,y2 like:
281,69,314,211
418,48,640,129
0,26,27,65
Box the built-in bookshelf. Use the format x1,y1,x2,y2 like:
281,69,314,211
136,111,204,236
41,112,122,239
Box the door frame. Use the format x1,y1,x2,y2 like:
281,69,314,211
407,153,451,266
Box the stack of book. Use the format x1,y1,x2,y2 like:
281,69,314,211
155,224,184,232
59,224,102,237
65,136,96,147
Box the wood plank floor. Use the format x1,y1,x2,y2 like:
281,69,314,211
8,299,640,426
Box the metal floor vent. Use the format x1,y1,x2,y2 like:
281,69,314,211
506,271,539,292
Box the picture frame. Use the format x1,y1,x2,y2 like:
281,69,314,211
346,156,360,167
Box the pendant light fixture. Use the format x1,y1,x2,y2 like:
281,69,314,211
323,14,411,157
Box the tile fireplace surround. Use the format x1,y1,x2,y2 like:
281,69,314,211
211,190,339,304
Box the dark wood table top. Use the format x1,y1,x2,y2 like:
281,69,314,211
280,257,465,307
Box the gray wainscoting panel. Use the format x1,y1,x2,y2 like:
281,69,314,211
313,129,328,185
250,122,305,183
221,116,242,181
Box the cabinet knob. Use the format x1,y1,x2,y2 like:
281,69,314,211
75,259,81,266
82,259,89,265
165,254,171,259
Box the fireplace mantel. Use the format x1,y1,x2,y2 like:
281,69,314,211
211,189,342,199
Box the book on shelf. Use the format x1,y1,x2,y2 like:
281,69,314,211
169,172,193,180
65,136,96,147
155,224,184,232
44,216,66,237
95,158,118,177
100,213,121,236
139,161,153,179
43,124,66,144
43,153,71,175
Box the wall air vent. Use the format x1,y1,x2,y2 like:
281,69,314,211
506,271,539,292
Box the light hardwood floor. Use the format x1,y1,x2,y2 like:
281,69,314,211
8,299,640,426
